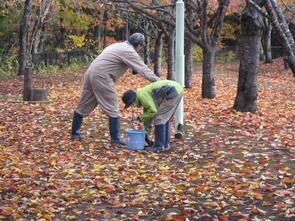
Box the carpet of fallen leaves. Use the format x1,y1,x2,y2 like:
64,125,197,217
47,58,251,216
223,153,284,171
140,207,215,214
0,59,294,221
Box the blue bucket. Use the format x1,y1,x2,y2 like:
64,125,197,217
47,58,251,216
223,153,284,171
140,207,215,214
126,129,146,150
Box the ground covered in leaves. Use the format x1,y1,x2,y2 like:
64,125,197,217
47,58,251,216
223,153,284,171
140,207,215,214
0,59,294,221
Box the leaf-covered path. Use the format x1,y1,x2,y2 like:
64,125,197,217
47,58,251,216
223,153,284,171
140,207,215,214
0,60,294,220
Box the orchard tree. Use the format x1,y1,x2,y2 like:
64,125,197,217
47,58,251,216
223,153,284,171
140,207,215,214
185,0,230,98
265,0,295,74
248,0,295,74
28,0,53,55
280,0,295,70
261,16,272,63
234,0,295,113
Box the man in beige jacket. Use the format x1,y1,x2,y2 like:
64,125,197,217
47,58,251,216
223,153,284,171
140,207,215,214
71,33,160,144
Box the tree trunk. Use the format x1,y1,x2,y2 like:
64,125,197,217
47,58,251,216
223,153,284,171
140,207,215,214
265,0,295,74
262,17,272,63
95,6,106,51
167,32,175,80
103,11,107,48
18,0,32,76
202,48,216,98
200,0,229,98
125,14,129,40
184,0,193,88
29,0,53,55
234,36,260,112
23,67,32,101
33,30,41,54
143,23,151,65
184,34,193,88
144,35,150,65
154,32,163,76
283,47,290,70
234,2,262,113
269,0,295,53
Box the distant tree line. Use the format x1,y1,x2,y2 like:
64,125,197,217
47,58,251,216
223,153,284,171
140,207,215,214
0,0,294,112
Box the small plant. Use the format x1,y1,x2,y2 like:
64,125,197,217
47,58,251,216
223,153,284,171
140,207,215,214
216,50,236,63
37,65,59,74
64,63,85,72
0,54,18,78
68,35,86,49
193,45,203,63
225,50,236,62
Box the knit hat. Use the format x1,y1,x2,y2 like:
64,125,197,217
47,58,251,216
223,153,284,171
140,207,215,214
122,90,136,109
128,33,145,47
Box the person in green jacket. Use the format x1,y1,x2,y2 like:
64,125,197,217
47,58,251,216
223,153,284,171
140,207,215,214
122,80,183,152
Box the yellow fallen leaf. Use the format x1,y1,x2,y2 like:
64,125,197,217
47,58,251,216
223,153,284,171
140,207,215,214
254,192,263,200
93,163,103,170
176,188,185,194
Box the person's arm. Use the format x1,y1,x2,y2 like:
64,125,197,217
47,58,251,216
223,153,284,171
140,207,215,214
138,95,157,131
122,49,160,82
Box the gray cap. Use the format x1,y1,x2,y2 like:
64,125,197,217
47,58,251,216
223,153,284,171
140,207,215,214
128,33,145,47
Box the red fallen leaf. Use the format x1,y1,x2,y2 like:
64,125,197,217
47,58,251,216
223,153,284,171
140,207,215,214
219,214,229,221
259,158,269,164
195,185,206,193
105,185,116,193
233,191,245,198
274,202,286,210
94,178,103,185
282,177,294,184
170,174,180,180
240,166,252,174
163,215,186,221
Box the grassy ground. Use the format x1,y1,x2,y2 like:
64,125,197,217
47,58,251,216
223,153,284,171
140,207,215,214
0,59,294,220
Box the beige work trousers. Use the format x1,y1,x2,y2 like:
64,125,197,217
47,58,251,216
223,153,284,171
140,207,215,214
75,71,120,118
153,93,183,125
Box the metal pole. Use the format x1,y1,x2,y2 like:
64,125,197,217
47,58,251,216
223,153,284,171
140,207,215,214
175,0,185,138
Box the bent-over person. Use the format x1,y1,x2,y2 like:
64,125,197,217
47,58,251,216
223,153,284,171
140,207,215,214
122,80,183,152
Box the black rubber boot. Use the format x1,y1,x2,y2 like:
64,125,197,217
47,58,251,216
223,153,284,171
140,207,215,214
164,121,171,150
109,117,126,146
71,111,84,140
145,124,165,152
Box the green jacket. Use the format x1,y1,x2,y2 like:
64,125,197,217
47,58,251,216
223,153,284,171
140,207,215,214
135,80,183,130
